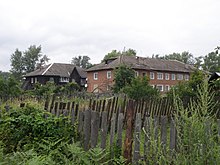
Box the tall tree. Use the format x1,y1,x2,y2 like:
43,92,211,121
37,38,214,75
23,45,43,73
10,49,24,80
164,51,195,65
113,65,135,93
71,55,92,69
36,55,50,69
202,51,220,72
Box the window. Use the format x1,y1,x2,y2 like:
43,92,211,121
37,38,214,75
157,72,163,80
60,77,69,82
107,71,111,79
31,78,34,84
35,77,37,83
135,71,139,77
142,72,146,77
177,74,183,80
107,85,111,91
185,74,189,81
165,85,170,92
156,85,163,92
165,73,169,80
94,72,98,80
171,74,176,80
150,72,154,79
93,84,99,93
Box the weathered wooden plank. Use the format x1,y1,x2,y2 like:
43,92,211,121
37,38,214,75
144,116,151,162
170,117,177,152
100,111,108,149
78,111,84,134
161,116,168,150
116,113,124,149
91,111,99,148
83,110,91,151
133,113,142,164
123,100,134,164
110,113,116,148
71,108,76,125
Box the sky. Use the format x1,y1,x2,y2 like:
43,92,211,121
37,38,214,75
0,0,220,71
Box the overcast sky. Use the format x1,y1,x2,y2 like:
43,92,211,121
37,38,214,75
0,0,220,71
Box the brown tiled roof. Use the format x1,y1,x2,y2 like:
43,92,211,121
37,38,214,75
25,63,86,78
86,55,196,73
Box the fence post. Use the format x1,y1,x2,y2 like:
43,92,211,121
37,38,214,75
133,113,142,164
123,100,134,164
144,116,151,162
161,116,168,150
83,109,91,151
91,111,99,148
100,111,108,149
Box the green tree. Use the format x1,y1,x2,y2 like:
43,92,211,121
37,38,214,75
202,51,220,72
102,48,136,62
123,76,159,100
71,55,92,69
10,49,24,80
113,65,135,93
164,51,195,65
36,55,50,69
23,45,43,73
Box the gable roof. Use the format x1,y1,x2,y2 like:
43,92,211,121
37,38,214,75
25,63,86,78
74,66,87,78
87,55,196,73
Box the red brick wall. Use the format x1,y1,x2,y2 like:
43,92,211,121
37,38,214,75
87,69,190,93
87,69,114,93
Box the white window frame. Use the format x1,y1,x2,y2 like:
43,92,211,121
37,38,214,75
150,72,154,79
31,78,34,84
93,84,99,93
177,74,183,80
165,85,170,92
60,77,69,82
165,73,169,80
94,72,98,80
171,74,176,80
185,74,189,81
107,71,111,79
35,77,37,83
156,84,164,92
157,72,163,80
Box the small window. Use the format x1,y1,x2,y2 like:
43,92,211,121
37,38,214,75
177,74,183,80
171,74,176,80
60,77,69,82
31,78,34,84
107,71,111,79
157,72,163,80
185,74,189,81
35,77,37,83
94,72,98,80
142,72,146,77
156,85,163,92
165,73,169,80
150,72,154,79
135,71,139,77
165,85,170,92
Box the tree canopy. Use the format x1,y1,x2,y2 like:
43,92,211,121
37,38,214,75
71,55,92,69
102,48,136,62
10,45,49,80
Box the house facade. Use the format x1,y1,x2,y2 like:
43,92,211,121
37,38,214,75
23,63,87,90
86,56,195,93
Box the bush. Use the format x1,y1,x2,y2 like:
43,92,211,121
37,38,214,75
0,105,74,154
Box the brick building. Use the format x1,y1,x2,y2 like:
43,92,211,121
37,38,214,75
86,55,195,93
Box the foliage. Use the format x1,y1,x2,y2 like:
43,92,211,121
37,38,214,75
32,81,56,98
71,55,92,69
10,45,49,80
172,81,220,164
102,48,136,62
113,65,135,93
123,76,159,100
0,75,21,100
167,70,206,99
202,51,220,72
0,105,74,154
